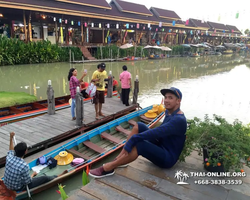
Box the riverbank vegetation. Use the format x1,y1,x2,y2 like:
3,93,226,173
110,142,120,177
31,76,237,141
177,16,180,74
0,36,82,66
0,92,37,108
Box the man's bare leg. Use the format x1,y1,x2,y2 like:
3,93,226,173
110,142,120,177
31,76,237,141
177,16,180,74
104,146,138,171
116,123,139,160
95,103,99,119
99,103,105,117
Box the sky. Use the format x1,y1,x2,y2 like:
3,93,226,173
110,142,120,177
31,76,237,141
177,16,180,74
108,0,249,34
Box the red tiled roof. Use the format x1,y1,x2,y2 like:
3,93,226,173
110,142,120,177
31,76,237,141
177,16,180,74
0,0,186,27
55,0,111,9
226,25,241,33
189,18,210,29
207,21,229,31
150,7,181,20
112,0,152,16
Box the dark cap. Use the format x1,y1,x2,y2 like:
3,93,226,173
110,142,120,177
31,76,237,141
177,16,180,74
100,63,106,69
160,87,182,99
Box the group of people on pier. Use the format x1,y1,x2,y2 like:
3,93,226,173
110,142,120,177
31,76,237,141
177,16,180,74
68,63,132,120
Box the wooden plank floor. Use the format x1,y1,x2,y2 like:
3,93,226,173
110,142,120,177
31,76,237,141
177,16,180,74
0,97,136,160
68,152,250,200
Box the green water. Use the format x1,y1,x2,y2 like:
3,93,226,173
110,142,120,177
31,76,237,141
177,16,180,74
1,54,249,124
1,54,250,199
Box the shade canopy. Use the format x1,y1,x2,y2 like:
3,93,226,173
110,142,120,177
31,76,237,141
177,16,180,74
120,43,134,49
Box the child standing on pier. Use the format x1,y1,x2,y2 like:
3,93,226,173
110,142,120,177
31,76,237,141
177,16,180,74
68,68,87,120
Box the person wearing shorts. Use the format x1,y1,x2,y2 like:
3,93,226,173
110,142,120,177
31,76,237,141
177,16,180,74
91,63,109,119
89,87,187,178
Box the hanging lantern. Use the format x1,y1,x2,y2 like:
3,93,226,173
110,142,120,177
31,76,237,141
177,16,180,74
71,21,74,25
136,23,139,29
190,30,193,35
77,21,80,26
107,23,110,28
131,25,133,28
99,23,101,28
185,20,189,25
84,22,87,27
126,23,129,29
143,26,145,30
53,17,56,22
91,23,94,27
159,22,162,27
116,24,119,29
169,29,171,33
232,29,234,33
59,18,62,23
156,28,158,32
148,23,150,28
172,21,176,26
162,28,165,32
65,19,68,24
223,30,225,33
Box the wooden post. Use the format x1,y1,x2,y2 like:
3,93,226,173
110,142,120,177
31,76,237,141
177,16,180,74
66,24,69,45
132,75,139,104
23,10,27,42
120,25,123,44
102,26,105,44
81,18,84,45
28,11,32,42
148,30,151,44
75,86,83,126
47,80,55,115
107,71,113,98
69,49,71,63
55,21,58,44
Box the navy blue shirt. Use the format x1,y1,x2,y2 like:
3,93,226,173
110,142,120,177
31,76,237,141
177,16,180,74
124,110,187,163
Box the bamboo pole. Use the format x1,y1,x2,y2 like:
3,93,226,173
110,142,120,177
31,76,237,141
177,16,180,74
55,21,58,44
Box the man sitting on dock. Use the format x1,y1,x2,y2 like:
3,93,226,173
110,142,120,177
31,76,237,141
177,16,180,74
89,87,187,178
3,132,67,191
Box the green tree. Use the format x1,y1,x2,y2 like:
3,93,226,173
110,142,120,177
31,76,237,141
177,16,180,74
244,29,250,36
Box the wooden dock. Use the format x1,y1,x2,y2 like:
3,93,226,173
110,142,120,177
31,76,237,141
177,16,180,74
0,97,138,167
68,152,250,200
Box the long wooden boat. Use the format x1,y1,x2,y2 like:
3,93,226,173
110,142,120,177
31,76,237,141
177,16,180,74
0,91,118,127
0,105,165,200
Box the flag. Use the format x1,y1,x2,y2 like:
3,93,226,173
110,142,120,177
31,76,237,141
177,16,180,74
236,12,239,19
185,20,189,25
172,21,176,26
218,15,221,21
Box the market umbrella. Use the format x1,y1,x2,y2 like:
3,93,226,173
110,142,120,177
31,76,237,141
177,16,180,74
161,46,172,51
119,43,134,49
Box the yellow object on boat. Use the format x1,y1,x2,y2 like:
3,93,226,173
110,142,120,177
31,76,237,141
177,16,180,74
157,104,165,115
54,151,74,165
144,110,157,119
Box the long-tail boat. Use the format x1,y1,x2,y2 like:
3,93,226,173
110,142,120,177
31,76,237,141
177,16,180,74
0,91,118,127
0,105,165,200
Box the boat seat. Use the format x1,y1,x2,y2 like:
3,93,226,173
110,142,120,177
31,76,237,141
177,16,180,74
115,125,131,136
67,149,90,160
83,141,106,154
128,120,137,127
101,132,123,144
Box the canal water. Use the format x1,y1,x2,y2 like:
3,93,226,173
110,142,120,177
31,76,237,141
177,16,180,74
0,54,250,199
1,54,249,125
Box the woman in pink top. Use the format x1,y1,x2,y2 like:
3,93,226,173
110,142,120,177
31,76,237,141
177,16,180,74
68,68,87,120
119,65,131,106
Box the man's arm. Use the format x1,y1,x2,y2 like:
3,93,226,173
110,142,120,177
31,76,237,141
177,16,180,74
9,132,15,150
124,117,186,153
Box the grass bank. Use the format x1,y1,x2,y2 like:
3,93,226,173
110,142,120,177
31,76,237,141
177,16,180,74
0,92,37,108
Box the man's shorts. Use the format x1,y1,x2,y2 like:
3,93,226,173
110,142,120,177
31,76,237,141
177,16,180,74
93,90,105,104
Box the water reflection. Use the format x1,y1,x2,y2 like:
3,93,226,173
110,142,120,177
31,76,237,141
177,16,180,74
0,55,249,124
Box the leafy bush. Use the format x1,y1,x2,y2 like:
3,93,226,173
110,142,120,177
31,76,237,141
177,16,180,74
180,114,250,172
0,36,82,65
